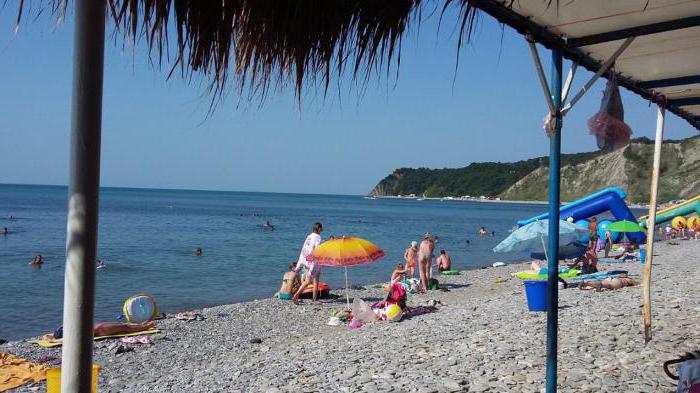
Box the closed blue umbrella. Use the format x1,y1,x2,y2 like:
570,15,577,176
493,219,588,254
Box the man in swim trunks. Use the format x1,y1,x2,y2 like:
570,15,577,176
436,249,451,272
417,233,434,293
278,263,300,300
403,241,418,278
292,222,323,304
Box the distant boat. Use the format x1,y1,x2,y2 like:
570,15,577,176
364,196,377,200
417,198,425,201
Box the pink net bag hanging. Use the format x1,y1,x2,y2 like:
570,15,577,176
587,76,632,151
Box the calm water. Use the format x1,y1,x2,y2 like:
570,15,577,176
0,184,546,340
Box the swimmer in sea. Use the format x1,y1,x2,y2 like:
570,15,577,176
28,255,43,266
479,227,488,236
195,247,202,256
262,221,275,230
2,227,7,235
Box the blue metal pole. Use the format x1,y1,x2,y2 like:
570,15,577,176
546,48,563,393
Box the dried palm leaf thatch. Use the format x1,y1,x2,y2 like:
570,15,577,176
13,1,540,104
18,0,431,103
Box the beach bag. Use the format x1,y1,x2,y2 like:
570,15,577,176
351,298,377,323
587,77,632,151
123,293,159,323
427,278,440,290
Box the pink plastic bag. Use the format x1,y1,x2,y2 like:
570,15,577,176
587,77,631,151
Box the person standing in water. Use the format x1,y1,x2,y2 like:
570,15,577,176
403,241,418,278
417,233,434,293
292,222,323,304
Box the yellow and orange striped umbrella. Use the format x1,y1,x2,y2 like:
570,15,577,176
307,237,384,267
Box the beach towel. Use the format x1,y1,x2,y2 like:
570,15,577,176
0,352,49,392
514,269,580,280
28,329,160,348
569,271,626,282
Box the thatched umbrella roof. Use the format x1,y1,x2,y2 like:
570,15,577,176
15,0,481,103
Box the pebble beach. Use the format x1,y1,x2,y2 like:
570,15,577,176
4,240,698,392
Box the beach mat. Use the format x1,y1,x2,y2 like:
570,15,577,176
0,352,49,392
28,329,160,348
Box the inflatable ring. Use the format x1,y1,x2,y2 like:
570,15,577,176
299,282,331,299
672,216,687,231
123,293,158,323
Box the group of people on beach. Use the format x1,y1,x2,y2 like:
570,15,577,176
276,222,324,304
276,224,455,302
398,233,451,293
661,220,700,240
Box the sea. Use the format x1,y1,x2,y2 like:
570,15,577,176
1,184,547,341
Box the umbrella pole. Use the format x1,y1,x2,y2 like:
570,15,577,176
642,105,665,343
345,266,350,310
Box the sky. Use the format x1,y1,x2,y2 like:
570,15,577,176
0,5,697,195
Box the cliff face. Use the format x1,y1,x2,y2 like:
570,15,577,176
369,136,700,203
368,171,403,197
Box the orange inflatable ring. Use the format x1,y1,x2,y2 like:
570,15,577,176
298,282,331,299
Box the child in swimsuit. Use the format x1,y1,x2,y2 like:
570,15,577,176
278,263,300,300
391,263,408,284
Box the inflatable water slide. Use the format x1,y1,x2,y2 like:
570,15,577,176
517,187,645,244
639,195,700,228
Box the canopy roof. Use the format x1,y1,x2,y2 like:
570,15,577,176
17,1,700,128
470,0,700,131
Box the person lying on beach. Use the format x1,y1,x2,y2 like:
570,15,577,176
28,255,43,266
580,277,638,291
45,321,156,340
613,244,637,261
278,263,300,300
390,263,408,285
436,250,451,272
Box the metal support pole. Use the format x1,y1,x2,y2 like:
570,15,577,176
61,1,106,392
642,105,665,343
561,37,635,115
546,49,563,393
527,39,556,115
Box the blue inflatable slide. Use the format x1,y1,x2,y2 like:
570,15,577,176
518,187,645,258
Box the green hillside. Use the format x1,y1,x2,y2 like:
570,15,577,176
369,136,700,203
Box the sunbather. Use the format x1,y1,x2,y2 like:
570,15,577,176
580,277,638,291
46,321,156,340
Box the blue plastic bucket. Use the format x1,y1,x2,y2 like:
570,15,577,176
524,280,548,312
640,248,646,264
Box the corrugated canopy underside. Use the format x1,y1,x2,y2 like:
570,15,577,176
472,0,700,131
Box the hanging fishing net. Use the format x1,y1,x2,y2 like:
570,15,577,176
587,76,632,151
